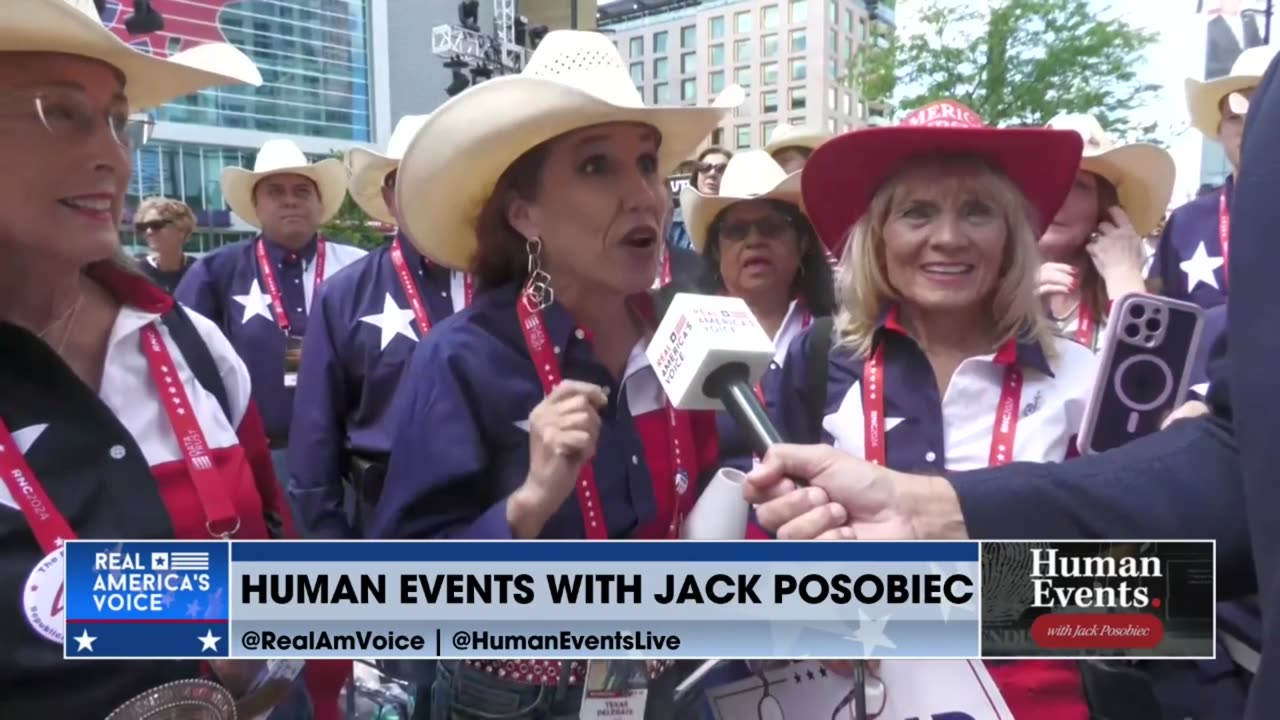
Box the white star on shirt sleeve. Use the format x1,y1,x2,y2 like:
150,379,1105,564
1179,242,1224,292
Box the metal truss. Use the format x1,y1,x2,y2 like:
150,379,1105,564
431,0,528,76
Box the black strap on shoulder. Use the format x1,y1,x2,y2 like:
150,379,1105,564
805,316,834,443
160,308,231,424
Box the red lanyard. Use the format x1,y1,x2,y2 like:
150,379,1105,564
254,238,326,334
660,251,672,286
516,293,692,539
389,237,473,335
1218,190,1230,286
1075,304,1095,347
862,341,1024,468
0,324,241,556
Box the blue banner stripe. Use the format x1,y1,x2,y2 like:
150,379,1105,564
230,541,977,563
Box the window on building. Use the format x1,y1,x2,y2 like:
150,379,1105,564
630,37,643,56
682,52,696,74
735,124,751,149
829,28,838,52
682,78,696,101
844,8,854,32
790,86,808,110
630,62,644,84
827,57,838,80
761,33,778,57
858,100,867,118
681,25,696,47
790,0,808,23
735,10,752,33
709,16,725,39
761,121,777,146
761,61,778,85
827,86,837,110
709,44,725,66
790,28,807,52
827,0,837,23
654,57,669,79
710,71,726,93
734,38,751,62
654,30,669,52
843,92,853,115
712,127,725,146
762,91,779,113
654,83,670,103
828,116,838,133
789,116,805,126
762,5,780,30
735,66,752,87
860,18,869,41
790,59,807,81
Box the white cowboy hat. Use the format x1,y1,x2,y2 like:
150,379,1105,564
221,139,349,229
679,151,803,253
345,114,431,224
395,30,744,270
1184,44,1279,137
1045,113,1175,237
2,0,262,112
763,124,832,156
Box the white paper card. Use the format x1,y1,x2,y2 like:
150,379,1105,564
284,372,298,388
580,660,649,719
706,660,1013,720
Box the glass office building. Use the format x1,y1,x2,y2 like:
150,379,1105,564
100,0,387,254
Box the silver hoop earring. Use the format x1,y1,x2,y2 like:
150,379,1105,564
522,236,554,312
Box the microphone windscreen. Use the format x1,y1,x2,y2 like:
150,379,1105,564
647,293,776,411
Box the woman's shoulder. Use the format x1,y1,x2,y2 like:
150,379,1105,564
1044,334,1102,388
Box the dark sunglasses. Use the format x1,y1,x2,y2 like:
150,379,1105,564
135,218,172,233
718,215,792,242
697,161,728,175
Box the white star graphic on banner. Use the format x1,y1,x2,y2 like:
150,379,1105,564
198,629,222,652
844,609,896,656
822,381,905,454
359,294,418,350
233,279,275,325
1179,242,1224,292
931,562,979,623
75,629,97,652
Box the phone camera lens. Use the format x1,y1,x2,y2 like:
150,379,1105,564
1128,304,1146,320
1144,317,1162,334
1124,323,1142,339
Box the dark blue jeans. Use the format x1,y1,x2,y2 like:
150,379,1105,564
429,661,581,719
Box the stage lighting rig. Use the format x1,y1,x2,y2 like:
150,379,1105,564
433,0,529,83
458,0,481,31
528,24,550,49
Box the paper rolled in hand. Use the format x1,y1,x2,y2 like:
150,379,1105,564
682,467,750,539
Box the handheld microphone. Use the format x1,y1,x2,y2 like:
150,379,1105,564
646,292,784,458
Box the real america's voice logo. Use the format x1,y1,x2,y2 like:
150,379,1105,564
92,550,213,613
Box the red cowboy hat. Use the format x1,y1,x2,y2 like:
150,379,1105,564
801,100,1083,255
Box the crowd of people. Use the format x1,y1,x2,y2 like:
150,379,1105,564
1,0,1277,718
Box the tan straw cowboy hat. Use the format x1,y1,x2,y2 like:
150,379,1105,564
763,124,832,156
395,30,744,270
679,151,803,253
1184,44,1279,137
2,0,262,111
1044,113,1175,237
346,114,431,224
222,139,349,229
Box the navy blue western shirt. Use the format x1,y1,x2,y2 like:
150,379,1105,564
1149,178,1232,309
370,282,720,540
288,236,467,539
175,236,366,440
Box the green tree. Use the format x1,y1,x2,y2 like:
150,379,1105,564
849,0,1162,141
318,150,388,250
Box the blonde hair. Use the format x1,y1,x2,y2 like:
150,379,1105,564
834,154,1056,360
135,196,196,237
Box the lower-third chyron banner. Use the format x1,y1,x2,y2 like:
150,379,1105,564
980,541,1216,659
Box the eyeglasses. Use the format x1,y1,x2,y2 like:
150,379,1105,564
135,218,172,233
698,161,729,175
0,88,155,150
718,215,793,242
